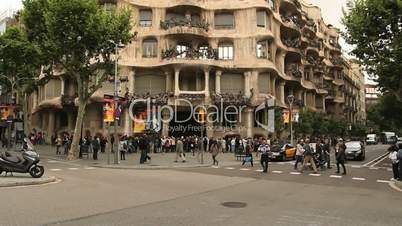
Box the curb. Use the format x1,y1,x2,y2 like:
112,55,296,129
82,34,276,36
0,176,57,188
390,180,402,192
92,163,214,170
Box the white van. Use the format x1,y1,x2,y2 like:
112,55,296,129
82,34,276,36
366,134,378,145
380,132,396,144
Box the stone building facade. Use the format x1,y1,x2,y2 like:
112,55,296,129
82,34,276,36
27,0,366,141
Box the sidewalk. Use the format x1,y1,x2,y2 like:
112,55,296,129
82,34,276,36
0,174,56,187
33,145,242,169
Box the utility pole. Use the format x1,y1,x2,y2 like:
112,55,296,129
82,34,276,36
113,42,119,164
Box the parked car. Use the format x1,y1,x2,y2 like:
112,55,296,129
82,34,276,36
345,141,365,161
380,132,396,144
269,143,296,161
366,134,378,145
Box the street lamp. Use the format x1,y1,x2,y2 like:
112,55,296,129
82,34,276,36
109,40,125,164
287,95,295,146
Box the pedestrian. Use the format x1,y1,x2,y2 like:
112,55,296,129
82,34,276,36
294,139,304,170
335,138,347,175
242,143,253,167
210,141,219,165
119,138,127,160
258,139,270,173
55,135,62,155
139,136,150,164
175,137,186,163
63,136,70,155
323,138,332,169
92,136,100,160
300,139,318,174
100,136,106,153
389,144,399,181
397,143,402,181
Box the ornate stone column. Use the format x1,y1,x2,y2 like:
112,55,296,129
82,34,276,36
60,77,65,95
47,111,55,143
204,69,210,97
245,108,254,138
174,68,180,96
279,81,286,105
165,71,172,92
215,70,222,95
244,71,251,97
128,69,135,95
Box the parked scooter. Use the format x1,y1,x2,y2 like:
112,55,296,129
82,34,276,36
0,138,44,178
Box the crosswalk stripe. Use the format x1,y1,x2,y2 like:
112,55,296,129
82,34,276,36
85,167,96,170
352,177,366,181
386,168,393,172
290,172,301,175
240,168,250,171
272,171,283,174
369,167,379,170
47,160,59,163
255,169,263,172
50,169,62,171
330,175,342,178
376,180,390,183
68,168,79,170
351,165,361,168
211,166,219,169
309,173,321,177
224,167,235,170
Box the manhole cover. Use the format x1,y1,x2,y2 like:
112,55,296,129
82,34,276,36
221,202,247,208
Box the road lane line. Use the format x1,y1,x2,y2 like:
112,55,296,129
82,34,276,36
240,168,250,171
68,168,79,170
272,171,283,174
330,175,342,178
255,169,263,172
50,169,62,172
369,167,379,170
290,172,301,175
372,154,391,167
376,180,390,183
352,177,366,181
224,167,235,170
309,173,321,177
84,167,96,170
363,152,388,167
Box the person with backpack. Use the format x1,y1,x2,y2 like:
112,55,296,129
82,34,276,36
242,142,254,167
389,143,400,181
55,135,63,155
300,138,318,174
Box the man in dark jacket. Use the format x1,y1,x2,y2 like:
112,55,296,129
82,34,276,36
92,136,100,160
336,138,347,175
139,136,150,164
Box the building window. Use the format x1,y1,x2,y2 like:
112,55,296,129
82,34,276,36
257,10,269,28
139,9,152,27
198,44,209,59
218,42,234,60
214,12,235,29
256,40,271,59
304,71,310,81
176,43,190,59
267,0,276,11
142,38,157,58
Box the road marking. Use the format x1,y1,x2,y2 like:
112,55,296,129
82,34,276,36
363,152,388,167
369,167,379,170
47,160,59,163
386,168,393,172
255,169,263,172
376,180,390,184
330,175,342,178
277,162,285,165
211,166,219,169
351,165,361,168
290,172,301,175
352,177,366,181
239,168,250,171
84,167,96,170
272,171,283,174
224,167,235,170
68,168,79,170
49,169,62,172
309,173,321,177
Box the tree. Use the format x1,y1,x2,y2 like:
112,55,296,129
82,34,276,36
0,25,41,134
22,0,134,159
343,0,402,101
366,94,402,135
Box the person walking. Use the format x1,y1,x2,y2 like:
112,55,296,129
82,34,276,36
397,143,402,181
258,139,270,173
139,136,150,164
389,144,399,181
55,136,62,155
242,142,254,167
92,136,100,160
323,138,332,169
210,141,219,165
119,138,127,160
100,136,107,153
294,139,304,170
335,138,347,175
175,138,186,163
300,139,318,174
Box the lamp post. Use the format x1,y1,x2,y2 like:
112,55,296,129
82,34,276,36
109,40,125,164
287,95,295,146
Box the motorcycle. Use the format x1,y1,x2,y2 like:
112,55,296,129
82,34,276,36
0,138,45,178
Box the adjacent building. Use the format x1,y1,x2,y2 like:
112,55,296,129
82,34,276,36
27,0,366,140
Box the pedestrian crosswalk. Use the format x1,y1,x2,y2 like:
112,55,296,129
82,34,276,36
49,167,97,172
208,165,391,185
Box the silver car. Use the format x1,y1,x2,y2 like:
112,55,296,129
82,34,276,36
345,141,365,161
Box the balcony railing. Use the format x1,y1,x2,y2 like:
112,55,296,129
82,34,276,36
281,15,302,29
329,39,341,49
161,46,218,60
304,18,317,32
285,64,302,78
160,17,209,32
330,56,343,66
282,37,301,48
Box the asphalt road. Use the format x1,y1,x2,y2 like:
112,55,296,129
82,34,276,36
0,144,400,226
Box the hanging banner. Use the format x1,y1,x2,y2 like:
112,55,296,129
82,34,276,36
0,105,15,121
133,110,146,133
292,109,300,122
103,96,115,123
282,109,290,124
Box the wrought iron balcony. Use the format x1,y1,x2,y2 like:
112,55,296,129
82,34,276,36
211,91,252,106
285,64,302,78
161,46,218,60
280,15,302,29
282,37,301,48
329,39,341,49
160,17,209,32
330,56,343,66
304,18,317,32
125,92,173,106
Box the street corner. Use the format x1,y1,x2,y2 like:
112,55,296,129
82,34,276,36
0,174,58,188
389,180,402,192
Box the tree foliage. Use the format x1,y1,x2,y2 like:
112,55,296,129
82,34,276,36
21,0,134,159
366,94,402,135
343,0,402,100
